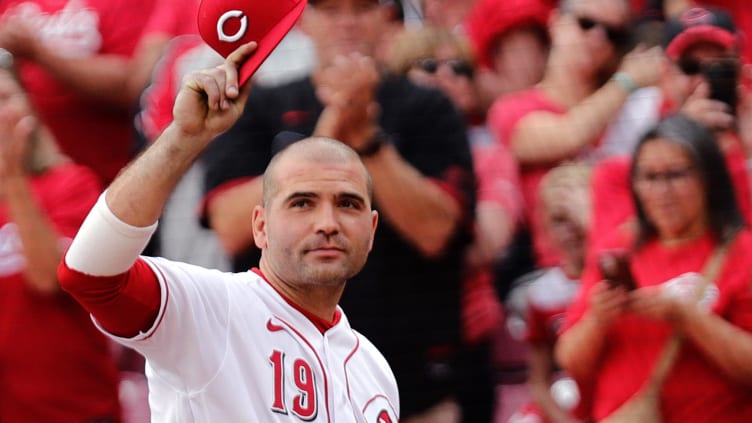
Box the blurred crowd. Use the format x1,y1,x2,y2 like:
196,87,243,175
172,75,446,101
1,0,752,422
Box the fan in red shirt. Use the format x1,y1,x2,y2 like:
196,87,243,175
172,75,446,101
0,54,120,423
589,5,752,247
557,114,752,422
487,0,664,268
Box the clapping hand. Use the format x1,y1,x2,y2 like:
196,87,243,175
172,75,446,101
0,81,34,180
314,53,381,150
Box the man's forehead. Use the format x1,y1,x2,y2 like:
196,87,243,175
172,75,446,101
569,0,629,17
310,0,381,8
274,157,368,188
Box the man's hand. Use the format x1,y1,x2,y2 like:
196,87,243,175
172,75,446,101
171,41,257,140
314,53,380,150
681,82,735,131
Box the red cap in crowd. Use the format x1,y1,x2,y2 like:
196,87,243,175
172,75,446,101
198,0,308,85
464,0,552,69
664,6,738,60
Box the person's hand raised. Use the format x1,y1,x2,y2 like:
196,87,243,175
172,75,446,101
172,41,257,140
681,81,735,131
0,103,33,180
618,45,665,89
314,53,381,150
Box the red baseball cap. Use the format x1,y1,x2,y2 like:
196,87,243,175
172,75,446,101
465,0,551,69
664,6,738,60
198,0,308,86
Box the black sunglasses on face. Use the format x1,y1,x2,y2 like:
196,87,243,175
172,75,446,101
676,57,703,75
576,16,630,47
413,58,474,78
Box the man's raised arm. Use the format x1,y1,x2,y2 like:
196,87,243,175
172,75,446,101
57,42,257,337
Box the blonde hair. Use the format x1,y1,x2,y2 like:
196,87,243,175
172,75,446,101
388,26,475,76
539,162,592,226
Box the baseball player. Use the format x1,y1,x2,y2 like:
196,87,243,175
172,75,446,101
57,42,399,422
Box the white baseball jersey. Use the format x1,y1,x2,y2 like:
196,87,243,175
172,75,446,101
99,257,400,422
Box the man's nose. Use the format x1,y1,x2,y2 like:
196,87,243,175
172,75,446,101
316,204,340,235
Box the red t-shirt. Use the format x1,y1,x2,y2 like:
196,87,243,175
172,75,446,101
0,163,121,422
488,87,591,267
0,0,156,184
563,229,752,422
142,0,198,38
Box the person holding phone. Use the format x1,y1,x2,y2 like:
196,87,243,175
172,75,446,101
556,114,752,422
662,6,743,132
588,6,752,249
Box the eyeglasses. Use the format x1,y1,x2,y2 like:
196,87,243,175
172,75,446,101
633,166,697,191
413,58,474,78
575,16,630,47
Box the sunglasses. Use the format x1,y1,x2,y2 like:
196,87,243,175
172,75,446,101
413,58,474,78
676,57,739,75
676,57,703,75
575,16,630,47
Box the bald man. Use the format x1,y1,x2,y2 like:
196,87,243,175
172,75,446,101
56,42,399,423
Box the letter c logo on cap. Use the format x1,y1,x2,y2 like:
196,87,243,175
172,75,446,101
217,10,248,43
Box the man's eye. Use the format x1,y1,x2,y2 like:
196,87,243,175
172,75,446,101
291,199,311,208
340,200,360,209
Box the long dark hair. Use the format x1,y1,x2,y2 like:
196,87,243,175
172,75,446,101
630,113,744,246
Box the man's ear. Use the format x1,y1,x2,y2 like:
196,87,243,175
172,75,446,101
252,205,268,249
369,210,379,252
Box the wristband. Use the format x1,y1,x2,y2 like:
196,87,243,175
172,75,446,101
355,130,388,157
612,72,639,94
65,192,158,276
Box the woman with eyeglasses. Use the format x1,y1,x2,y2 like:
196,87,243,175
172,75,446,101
486,0,665,270
556,114,752,422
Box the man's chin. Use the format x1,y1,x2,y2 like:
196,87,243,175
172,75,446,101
302,266,353,287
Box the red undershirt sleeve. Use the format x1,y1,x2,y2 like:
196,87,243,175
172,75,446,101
58,257,161,338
